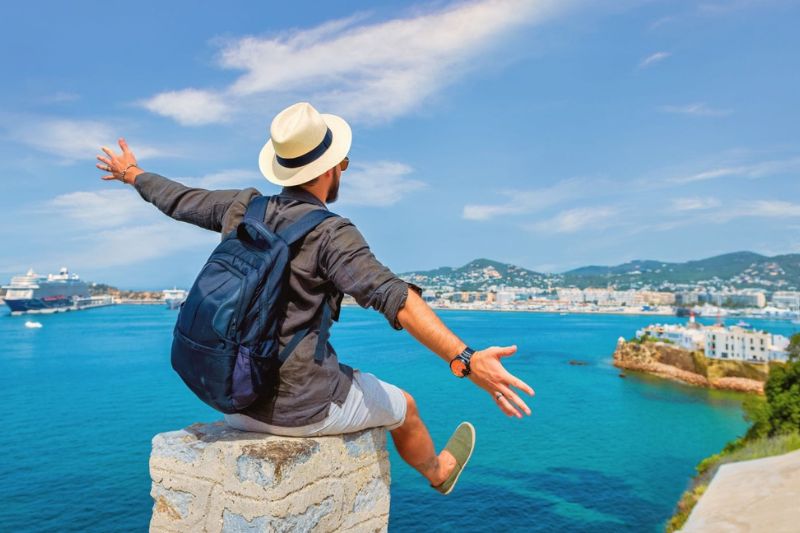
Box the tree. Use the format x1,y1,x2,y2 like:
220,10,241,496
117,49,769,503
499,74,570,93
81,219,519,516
744,333,800,439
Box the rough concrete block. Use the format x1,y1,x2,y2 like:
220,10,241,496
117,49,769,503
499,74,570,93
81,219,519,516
149,422,391,533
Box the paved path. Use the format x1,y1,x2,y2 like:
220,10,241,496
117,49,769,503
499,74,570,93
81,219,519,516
682,449,800,532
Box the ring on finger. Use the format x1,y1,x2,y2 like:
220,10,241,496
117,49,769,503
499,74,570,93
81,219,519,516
494,391,504,400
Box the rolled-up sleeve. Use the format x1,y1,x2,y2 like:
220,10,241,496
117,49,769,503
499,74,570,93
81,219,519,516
319,218,420,330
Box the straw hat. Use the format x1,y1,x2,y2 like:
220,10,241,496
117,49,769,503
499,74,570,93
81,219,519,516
258,102,352,187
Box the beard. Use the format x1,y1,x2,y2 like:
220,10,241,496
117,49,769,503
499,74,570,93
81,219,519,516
326,171,340,203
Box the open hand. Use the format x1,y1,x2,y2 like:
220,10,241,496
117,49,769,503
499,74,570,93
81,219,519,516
469,345,534,418
96,138,141,184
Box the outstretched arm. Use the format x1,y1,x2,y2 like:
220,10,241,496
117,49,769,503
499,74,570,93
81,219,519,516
96,138,259,234
318,219,534,418
396,290,534,418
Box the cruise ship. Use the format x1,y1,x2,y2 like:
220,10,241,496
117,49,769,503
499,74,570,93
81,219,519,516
163,288,188,310
2,268,113,315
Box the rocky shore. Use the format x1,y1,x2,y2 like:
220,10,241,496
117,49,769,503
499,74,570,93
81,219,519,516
613,339,767,394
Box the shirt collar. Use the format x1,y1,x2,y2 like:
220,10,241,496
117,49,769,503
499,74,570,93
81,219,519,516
279,187,327,209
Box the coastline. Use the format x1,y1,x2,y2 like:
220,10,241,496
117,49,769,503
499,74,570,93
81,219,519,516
342,301,800,322
613,340,767,395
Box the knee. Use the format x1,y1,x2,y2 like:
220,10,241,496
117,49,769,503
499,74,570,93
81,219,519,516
402,390,418,418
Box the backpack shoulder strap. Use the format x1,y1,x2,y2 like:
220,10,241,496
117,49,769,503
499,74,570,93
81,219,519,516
278,209,338,246
244,195,270,225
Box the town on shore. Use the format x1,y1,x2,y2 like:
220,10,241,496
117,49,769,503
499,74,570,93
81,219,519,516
379,284,800,320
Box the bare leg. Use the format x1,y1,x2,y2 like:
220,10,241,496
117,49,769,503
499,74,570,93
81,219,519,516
390,391,457,486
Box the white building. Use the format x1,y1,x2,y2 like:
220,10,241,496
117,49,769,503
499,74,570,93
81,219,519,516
636,320,791,362
704,326,789,363
710,291,767,308
637,322,706,350
495,290,516,305
638,291,676,305
772,291,800,310
557,288,584,304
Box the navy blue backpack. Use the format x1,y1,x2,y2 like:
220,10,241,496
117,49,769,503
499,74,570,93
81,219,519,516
171,195,337,413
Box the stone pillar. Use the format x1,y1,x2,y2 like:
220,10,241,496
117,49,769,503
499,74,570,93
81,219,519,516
149,422,391,532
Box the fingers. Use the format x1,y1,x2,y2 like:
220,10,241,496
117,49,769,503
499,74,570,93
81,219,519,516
492,345,517,358
494,392,519,418
96,155,111,166
118,137,130,154
510,375,535,397
101,146,115,158
498,384,530,416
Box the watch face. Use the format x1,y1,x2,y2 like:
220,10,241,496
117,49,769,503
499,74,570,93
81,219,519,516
450,357,468,377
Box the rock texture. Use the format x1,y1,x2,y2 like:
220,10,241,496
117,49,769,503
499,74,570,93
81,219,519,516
149,422,391,532
613,339,766,394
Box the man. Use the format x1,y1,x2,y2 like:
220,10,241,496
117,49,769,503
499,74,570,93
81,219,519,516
96,102,533,494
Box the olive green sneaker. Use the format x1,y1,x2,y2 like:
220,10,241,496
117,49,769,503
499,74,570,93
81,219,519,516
432,422,476,495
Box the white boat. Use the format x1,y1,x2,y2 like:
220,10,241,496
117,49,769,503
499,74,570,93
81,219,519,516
163,288,188,310
3,267,89,315
24,320,43,328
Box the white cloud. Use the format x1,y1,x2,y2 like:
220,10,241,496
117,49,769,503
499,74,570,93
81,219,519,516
178,169,263,189
714,200,800,222
639,51,671,68
670,157,800,183
140,0,578,126
41,188,217,269
41,91,80,104
9,117,167,163
527,206,619,233
671,196,721,211
659,102,732,117
61,223,215,269
749,201,800,218
462,179,586,221
339,161,426,206
46,190,155,228
140,89,232,126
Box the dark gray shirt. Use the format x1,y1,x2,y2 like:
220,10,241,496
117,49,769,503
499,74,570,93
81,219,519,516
134,172,416,426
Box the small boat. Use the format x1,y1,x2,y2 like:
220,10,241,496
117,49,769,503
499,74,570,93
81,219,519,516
735,320,751,328
25,320,43,329
618,372,627,378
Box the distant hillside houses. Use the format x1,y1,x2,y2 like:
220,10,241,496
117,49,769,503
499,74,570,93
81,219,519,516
637,320,790,363
408,283,800,316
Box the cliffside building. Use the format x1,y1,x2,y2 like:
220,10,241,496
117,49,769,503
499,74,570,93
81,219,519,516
704,326,789,363
637,321,790,362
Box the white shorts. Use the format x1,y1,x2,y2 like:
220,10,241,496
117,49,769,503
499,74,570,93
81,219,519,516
224,370,408,437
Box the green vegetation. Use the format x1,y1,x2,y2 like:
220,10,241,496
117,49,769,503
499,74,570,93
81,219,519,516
402,251,800,291
690,351,708,377
666,335,800,532
628,333,674,345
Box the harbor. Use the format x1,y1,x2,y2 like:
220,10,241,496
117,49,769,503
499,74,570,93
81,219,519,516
1,268,187,315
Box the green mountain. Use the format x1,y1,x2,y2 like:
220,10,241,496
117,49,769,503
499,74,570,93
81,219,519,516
401,252,800,291
402,258,549,291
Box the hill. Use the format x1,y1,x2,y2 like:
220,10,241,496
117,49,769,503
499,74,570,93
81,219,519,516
401,252,800,291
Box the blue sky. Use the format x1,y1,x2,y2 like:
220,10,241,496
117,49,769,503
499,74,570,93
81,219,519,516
0,0,798,289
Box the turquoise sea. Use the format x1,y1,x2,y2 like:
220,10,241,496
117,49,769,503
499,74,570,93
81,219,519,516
2,305,796,532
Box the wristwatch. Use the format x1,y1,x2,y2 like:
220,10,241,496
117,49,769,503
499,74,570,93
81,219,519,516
450,347,475,378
